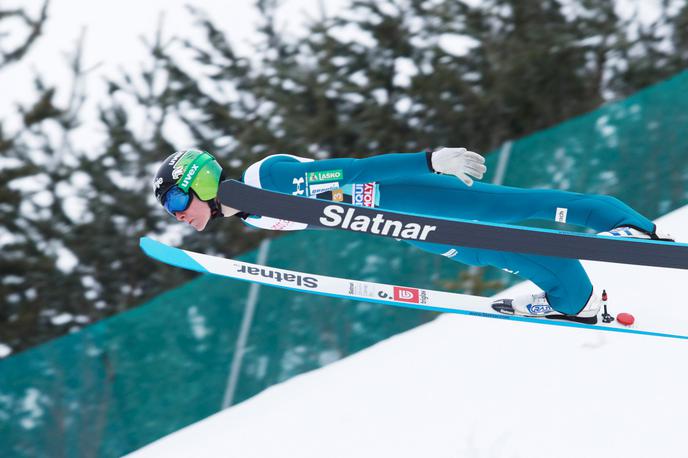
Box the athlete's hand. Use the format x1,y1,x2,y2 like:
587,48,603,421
431,147,486,186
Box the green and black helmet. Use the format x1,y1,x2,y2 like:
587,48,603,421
153,149,223,215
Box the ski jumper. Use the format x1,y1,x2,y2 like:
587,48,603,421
238,152,655,315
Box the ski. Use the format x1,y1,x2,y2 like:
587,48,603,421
218,180,688,270
139,237,688,340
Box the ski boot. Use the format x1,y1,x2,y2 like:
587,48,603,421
492,291,601,324
597,226,674,242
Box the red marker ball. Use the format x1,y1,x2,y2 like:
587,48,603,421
616,312,635,326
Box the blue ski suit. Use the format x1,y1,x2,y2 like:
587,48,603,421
238,151,655,314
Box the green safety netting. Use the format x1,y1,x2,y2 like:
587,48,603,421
484,71,688,220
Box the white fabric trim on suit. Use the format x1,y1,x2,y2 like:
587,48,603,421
241,154,314,231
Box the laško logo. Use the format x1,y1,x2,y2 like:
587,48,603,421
393,286,420,303
308,169,343,183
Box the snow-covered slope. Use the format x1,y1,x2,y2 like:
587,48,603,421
127,207,688,458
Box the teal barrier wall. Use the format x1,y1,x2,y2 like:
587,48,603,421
484,71,688,220
2,70,688,457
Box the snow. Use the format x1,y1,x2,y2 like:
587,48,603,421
54,244,78,273
127,206,688,458
0,344,12,358
18,388,44,430
50,313,73,326
187,306,211,340
438,34,480,57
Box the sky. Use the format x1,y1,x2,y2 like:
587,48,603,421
0,0,352,151
127,205,688,458
0,0,668,152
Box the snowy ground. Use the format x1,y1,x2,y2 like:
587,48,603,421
127,206,688,458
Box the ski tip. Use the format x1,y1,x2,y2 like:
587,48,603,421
140,236,176,261
139,236,159,256
139,237,208,274
139,236,151,251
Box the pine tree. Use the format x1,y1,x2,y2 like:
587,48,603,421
0,1,87,352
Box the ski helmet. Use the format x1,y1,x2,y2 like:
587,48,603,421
153,149,223,215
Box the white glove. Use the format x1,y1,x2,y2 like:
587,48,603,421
431,147,486,186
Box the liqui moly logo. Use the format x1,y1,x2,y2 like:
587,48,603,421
353,183,376,207
394,286,420,303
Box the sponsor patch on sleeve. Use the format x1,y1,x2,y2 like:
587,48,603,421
555,207,568,223
308,169,344,183
309,181,341,195
352,182,377,207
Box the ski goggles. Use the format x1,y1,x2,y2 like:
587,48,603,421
162,186,192,215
